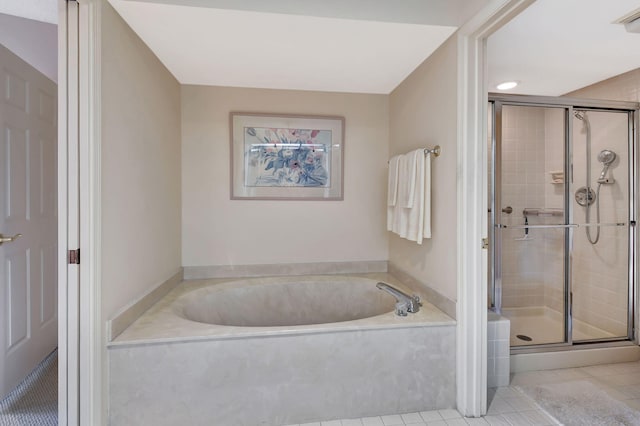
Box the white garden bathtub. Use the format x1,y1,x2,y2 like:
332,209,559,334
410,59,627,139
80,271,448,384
108,274,456,426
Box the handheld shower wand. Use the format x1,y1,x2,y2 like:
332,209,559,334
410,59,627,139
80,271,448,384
597,149,616,183
587,148,617,244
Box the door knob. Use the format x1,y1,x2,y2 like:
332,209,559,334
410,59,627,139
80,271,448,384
0,233,22,245
502,206,513,214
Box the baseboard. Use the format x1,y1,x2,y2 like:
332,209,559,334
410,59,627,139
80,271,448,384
511,344,640,372
387,262,456,320
108,268,183,341
183,261,388,280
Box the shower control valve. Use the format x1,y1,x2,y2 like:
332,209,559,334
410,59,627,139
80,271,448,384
575,186,596,207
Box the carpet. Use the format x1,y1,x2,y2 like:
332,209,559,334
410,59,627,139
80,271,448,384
518,380,640,426
0,349,57,426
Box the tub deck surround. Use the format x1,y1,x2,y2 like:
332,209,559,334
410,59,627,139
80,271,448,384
110,273,455,346
108,274,457,425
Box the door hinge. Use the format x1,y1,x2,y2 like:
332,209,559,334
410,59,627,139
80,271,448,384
68,249,80,265
482,238,489,249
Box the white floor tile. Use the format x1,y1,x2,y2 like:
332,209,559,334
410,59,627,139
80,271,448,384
401,413,425,424
321,421,342,426
341,419,364,426
438,409,462,419
600,373,640,387
465,417,489,424
299,423,321,426
487,398,516,415
444,419,467,426
503,396,538,412
420,411,443,422
361,417,385,426
426,421,447,426
500,412,533,426
380,414,404,425
494,387,521,398
483,415,511,426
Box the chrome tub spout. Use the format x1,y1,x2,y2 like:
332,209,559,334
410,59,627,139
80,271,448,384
376,282,422,316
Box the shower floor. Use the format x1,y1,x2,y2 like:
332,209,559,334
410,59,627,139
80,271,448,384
502,307,616,347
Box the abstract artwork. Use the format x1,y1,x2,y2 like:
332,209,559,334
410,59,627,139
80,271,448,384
230,113,344,200
245,127,331,188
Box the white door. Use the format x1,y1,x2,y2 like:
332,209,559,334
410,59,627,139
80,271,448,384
0,43,58,399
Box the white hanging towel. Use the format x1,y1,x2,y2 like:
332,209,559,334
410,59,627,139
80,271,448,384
388,149,432,244
387,155,401,231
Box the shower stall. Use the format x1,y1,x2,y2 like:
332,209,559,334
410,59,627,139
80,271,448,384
489,94,639,350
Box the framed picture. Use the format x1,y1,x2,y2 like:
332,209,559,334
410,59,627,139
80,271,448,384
230,112,344,200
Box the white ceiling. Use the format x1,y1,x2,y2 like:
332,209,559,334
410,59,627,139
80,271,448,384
108,0,472,94
488,0,640,96
0,0,57,24
6,0,638,97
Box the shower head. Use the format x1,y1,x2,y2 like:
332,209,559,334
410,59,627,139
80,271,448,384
598,149,616,166
597,149,617,182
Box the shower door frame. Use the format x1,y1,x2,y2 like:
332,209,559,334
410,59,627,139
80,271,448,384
489,93,639,352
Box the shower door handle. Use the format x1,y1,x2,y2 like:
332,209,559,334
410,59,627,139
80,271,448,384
495,224,578,229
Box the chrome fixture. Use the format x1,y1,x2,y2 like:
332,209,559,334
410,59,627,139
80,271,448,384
502,206,513,214
574,111,617,244
376,282,421,316
597,149,617,183
424,145,441,157
575,186,596,207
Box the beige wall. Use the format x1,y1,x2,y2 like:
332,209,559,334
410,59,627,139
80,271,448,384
181,85,389,267
567,68,640,103
388,35,458,302
101,2,182,321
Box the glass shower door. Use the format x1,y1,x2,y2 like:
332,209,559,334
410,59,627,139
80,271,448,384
492,103,569,347
491,95,637,350
570,109,631,342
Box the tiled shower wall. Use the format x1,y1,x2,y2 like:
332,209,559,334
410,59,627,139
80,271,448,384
500,106,547,308
541,109,565,314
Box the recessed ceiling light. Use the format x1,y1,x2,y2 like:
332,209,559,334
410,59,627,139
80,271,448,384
496,81,518,90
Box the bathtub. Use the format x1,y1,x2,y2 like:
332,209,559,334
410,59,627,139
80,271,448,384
108,274,456,426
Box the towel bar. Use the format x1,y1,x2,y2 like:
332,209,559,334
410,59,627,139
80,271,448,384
424,145,441,157
388,146,441,164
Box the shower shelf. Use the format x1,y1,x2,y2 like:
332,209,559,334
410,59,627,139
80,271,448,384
548,170,564,184
523,208,563,217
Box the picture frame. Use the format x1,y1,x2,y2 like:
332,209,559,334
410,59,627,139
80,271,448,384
230,112,345,200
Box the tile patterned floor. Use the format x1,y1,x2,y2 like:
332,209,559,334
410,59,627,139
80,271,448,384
285,359,640,426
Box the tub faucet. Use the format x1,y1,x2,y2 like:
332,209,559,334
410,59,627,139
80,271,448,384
376,282,422,316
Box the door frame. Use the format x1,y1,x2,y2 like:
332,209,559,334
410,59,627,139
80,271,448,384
455,0,534,416
57,1,78,424
58,0,102,424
